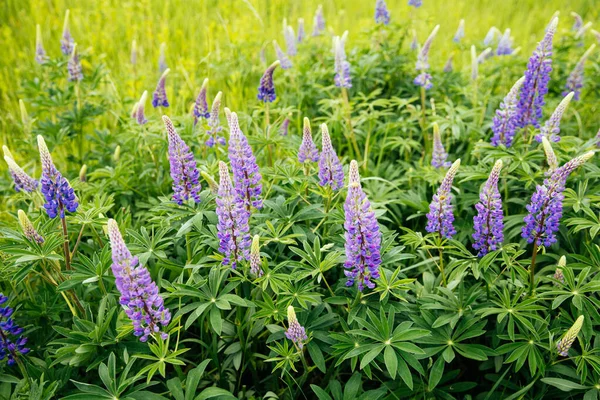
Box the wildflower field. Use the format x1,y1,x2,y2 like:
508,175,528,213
2,0,600,398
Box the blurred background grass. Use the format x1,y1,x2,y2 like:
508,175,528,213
0,0,598,139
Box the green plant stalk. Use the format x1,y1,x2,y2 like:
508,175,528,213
60,209,71,270
186,233,192,264
529,242,538,295
341,87,361,159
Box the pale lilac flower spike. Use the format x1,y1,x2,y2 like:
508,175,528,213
298,117,319,163
318,123,344,190
414,25,440,90
273,41,292,69
284,26,297,56
35,25,47,64
426,159,460,239
206,92,225,147
431,123,450,168
18,210,44,244
557,315,584,356
564,44,596,100
250,235,264,277
60,10,74,55
68,44,83,82
453,19,465,43
285,306,307,349
3,146,38,193
312,5,325,36
134,91,148,125
297,19,305,42
152,68,170,108
193,78,210,125
535,92,574,143
542,136,558,171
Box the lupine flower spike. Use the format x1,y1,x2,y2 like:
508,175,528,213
453,19,465,43
571,12,583,32
516,17,558,129
285,306,308,349
37,136,78,218
272,41,292,70
216,161,251,269
408,0,423,7
491,77,525,147
334,33,352,88
107,219,171,342
158,42,167,73
414,25,439,89
431,123,450,168
344,160,382,291
18,210,44,244
522,151,595,247
297,19,305,42
312,5,325,36
60,10,74,55
472,160,504,256
162,116,202,205
134,91,148,125
426,159,460,239
564,44,596,101
3,147,38,193
193,78,210,125
257,61,280,102
227,111,263,210
299,117,320,164
318,123,344,191
284,26,297,56
443,55,454,73
68,44,83,82
152,68,170,108
535,92,574,143
35,24,47,64
497,29,514,55
374,0,390,25
554,255,566,284
279,116,291,136
557,315,584,357
206,92,225,147
0,294,29,366
250,235,264,277
542,137,558,171
483,26,498,45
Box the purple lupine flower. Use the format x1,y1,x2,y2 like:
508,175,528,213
285,306,308,349
35,24,47,64
0,294,29,366
158,42,167,73
491,77,524,147
312,5,325,36
279,116,291,136
375,0,390,25
410,30,418,51
284,26,297,56
107,219,171,342
497,29,514,55
472,160,504,256
557,315,584,357
3,147,38,193
542,136,558,171
318,123,344,190
152,68,170,108
516,17,557,129
343,160,382,291
298,117,319,163
216,161,251,269
130,40,137,66
571,12,583,32
250,235,263,277
483,26,498,45
18,210,44,244
426,159,460,239
564,44,596,101
408,0,422,7
37,136,78,219
67,44,83,82
453,19,465,43
522,151,595,247
60,10,74,55
227,111,263,210
162,116,201,205
193,78,210,125
443,55,454,73
257,61,280,102
297,19,305,42
535,92,574,143
273,41,292,69
414,25,439,90
334,33,352,88
206,92,226,147
134,91,148,125
431,123,450,168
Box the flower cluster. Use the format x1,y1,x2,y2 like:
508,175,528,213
206,92,225,147
333,33,352,88
298,117,320,163
285,306,307,349
431,123,450,168
318,123,344,190
250,235,263,277
297,18,305,42
453,19,465,43
564,44,596,101
257,61,280,102
542,136,558,171
0,294,29,366
273,41,292,69
60,10,74,55
426,159,460,239
152,68,170,108
67,45,83,82
535,92,574,143
18,210,44,244
132,91,148,125
284,25,297,56
491,77,524,147
496,29,514,55
35,24,46,64
375,0,390,25
557,315,584,356
193,78,210,124
279,116,290,136
414,25,440,90
312,5,325,36
472,160,504,256
3,146,38,193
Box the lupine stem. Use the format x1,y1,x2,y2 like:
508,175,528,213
341,87,361,159
186,233,192,264
530,242,538,295
60,208,71,270
438,233,447,287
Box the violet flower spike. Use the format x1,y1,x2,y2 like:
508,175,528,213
472,160,504,256
134,91,148,125
535,92,574,143
571,12,583,32
250,235,264,277
557,315,584,357
298,117,320,163
285,306,308,349
431,123,450,168
334,33,352,88
206,91,225,147
497,29,514,55
193,78,210,125
67,44,83,82
564,44,596,101
279,116,291,136
18,210,44,244
158,42,167,73
216,161,251,269
374,0,391,25
483,26,498,45
284,26,297,56
37,136,78,219
297,18,305,42
152,68,170,108
491,76,524,147
318,123,344,191
107,219,171,342
3,147,38,193
60,10,74,55
443,55,454,73
273,41,292,69
162,116,202,205
35,24,47,64
312,5,325,36
0,294,29,366
453,19,465,43
257,60,280,102
414,25,439,90
426,159,460,239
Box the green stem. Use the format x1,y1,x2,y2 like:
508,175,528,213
186,233,192,264
341,87,361,159
60,211,71,270
530,243,538,296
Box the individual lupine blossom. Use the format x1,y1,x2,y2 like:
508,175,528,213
206,92,226,147
483,26,498,45
67,44,83,82
0,294,29,366
193,78,210,125
285,306,307,349
152,68,170,108
37,136,78,219
426,159,460,239
3,147,38,193
414,25,439,90
18,210,44,244
312,5,325,36
497,29,513,55
250,235,263,277
516,17,558,129
557,315,584,357
279,116,290,136
564,44,596,101
490,76,525,147
453,19,465,43
298,117,319,163
273,41,292,69
472,160,504,256
216,161,251,269
374,0,390,25
107,219,171,342
553,255,566,284
571,12,583,32
284,26,297,56
408,0,423,7
343,160,382,291
297,19,305,42
522,151,595,247
471,46,479,81
35,24,47,64
431,123,450,168
257,61,280,102
162,116,202,205
228,111,263,210
443,55,454,72
535,92,574,143
334,33,352,88
134,91,148,125
60,10,74,55
158,42,167,73
318,124,344,190
130,40,137,66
